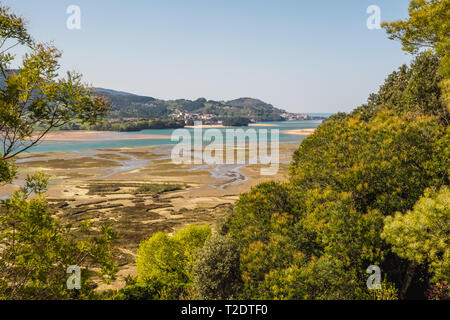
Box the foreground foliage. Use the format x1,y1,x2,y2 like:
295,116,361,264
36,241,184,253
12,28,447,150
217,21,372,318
0,174,117,299
192,233,242,300
120,225,211,300
383,186,449,284
0,2,117,299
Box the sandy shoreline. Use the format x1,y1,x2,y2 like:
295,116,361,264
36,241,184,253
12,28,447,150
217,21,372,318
33,124,286,141
32,131,172,142
185,123,278,128
30,126,317,143
248,123,277,127
282,128,316,136
184,124,229,128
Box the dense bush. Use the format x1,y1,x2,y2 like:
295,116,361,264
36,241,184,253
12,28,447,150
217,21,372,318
226,91,449,299
193,234,242,300
228,183,386,299
383,186,450,284
221,1,450,299
129,225,211,299
291,111,449,215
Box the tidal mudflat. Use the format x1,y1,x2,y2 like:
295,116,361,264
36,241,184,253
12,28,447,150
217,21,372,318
2,143,298,290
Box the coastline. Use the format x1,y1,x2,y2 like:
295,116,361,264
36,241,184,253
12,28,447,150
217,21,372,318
248,123,278,127
32,131,172,142
184,124,229,128
31,123,316,142
185,123,278,128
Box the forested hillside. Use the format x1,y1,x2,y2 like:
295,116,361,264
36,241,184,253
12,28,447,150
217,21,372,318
58,88,289,131
95,88,286,122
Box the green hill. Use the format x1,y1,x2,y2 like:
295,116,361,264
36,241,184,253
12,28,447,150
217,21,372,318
95,88,287,122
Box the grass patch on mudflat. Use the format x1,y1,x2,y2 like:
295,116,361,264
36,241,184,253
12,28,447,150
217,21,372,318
119,151,162,160
95,153,132,161
115,220,177,250
80,182,184,196
133,184,182,195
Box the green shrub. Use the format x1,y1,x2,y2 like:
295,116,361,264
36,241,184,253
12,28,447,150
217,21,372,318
193,234,242,299
132,225,211,299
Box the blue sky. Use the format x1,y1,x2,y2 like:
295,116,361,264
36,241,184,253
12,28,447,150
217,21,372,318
7,0,413,113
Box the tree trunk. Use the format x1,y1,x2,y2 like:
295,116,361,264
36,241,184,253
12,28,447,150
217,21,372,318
400,261,417,300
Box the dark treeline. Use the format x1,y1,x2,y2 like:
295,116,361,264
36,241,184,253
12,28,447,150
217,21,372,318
62,119,186,132
222,117,252,127
61,117,253,131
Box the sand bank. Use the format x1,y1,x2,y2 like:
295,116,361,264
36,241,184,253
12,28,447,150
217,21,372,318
282,128,316,136
33,131,172,142
248,123,277,127
186,123,278,128
184,124,229,128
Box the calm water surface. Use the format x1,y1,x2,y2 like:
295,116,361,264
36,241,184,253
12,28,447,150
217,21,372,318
25,120,324,153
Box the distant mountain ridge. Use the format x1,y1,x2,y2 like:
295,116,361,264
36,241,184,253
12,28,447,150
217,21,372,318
94,88,141,97
94,87,287,122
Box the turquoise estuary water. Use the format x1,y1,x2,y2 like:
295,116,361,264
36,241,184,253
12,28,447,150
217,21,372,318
26,120,324,153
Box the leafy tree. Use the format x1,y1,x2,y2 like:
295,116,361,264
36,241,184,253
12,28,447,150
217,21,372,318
351,52,448,124
227,110,448,299
192,233,242,300
382,0,450,111
114,282,167,301
425,282,449,300
0,3,109,175
0,173,118,299
363,280,399,300
382,0,449,71
221,0,450,301
135,225,211,299
291,111,449,215
288,111,448,298
229,182,387,299
382,186,449,298
0,3,116,300
172,225,213,277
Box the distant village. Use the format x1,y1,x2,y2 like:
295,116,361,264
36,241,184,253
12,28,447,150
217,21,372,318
280,112,319,120
170,111,326,124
